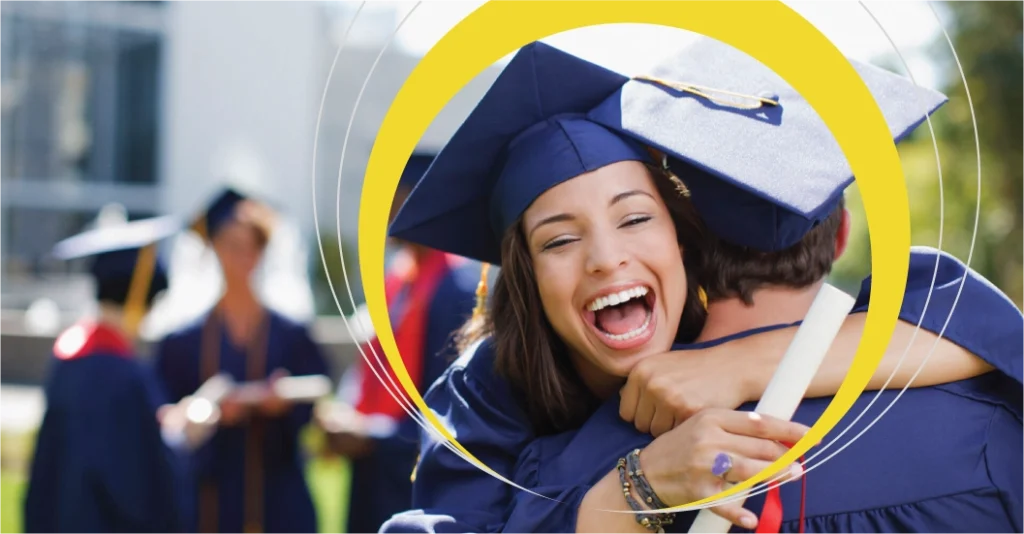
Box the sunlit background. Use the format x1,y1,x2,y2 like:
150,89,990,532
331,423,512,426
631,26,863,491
1,1,1020,532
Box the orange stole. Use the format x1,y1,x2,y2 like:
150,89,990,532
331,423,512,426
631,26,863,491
197,309,270,533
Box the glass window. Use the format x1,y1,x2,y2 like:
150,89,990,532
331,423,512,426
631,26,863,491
1,2,162,185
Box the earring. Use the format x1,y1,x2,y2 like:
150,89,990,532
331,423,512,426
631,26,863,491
472,263,491,321
661,153,691,198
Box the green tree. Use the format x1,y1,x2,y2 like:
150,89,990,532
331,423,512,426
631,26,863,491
311,233,364,316
833,1,1022,308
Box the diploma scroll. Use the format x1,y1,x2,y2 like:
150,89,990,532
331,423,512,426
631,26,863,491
230,374,334,405
161,373,234,450
161,374,332,451
688,284,856,533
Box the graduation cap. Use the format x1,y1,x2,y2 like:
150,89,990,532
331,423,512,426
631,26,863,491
399,153,436,191
587,36,949,252
388,41,653,267
190,186,276,243
52,214,182,335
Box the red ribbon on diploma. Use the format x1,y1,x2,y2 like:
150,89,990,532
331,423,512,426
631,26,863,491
755,443,806,534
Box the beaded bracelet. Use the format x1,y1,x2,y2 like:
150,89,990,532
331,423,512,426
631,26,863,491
616,456,673,532
626,449,671,511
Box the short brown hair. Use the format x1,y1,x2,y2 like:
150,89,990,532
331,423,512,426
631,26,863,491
457,165,708,436
698,197,845,305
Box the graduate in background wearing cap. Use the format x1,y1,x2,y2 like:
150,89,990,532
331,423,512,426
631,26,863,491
494,37,1023,533
153,189,329,533
23,214,192,533
315,154,479,533
378,41,1015,534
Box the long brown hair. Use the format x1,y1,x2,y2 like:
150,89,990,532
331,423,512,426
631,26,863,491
457,165,708,436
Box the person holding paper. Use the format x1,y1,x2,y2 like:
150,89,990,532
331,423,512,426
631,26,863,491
316,153,479,533
153,188,330,533
494,37,1023,533
379,41,1008,534
24,215,191,533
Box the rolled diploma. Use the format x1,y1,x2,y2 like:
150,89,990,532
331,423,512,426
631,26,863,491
192,373,236,406
688,283,856,533
271,374,333,402
164,374,333,450
230,374,334,405
161,374,236,450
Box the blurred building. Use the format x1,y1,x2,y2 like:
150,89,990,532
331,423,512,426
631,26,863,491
1,1,499,322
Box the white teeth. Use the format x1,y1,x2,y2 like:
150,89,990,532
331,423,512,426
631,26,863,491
603,311,652,342
586,286,650,312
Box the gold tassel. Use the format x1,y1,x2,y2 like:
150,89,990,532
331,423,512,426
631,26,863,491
645,147,690,198
632,74,779,110
122,244,157,338
472,263,491,321
698,286,708,310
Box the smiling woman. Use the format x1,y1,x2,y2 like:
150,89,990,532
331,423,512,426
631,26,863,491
466,159,707,434
382,39,818,534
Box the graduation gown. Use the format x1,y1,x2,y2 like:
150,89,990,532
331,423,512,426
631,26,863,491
346,254,478,534
504,348,1022,532
381,247,1023,533
154,308,329,533
24,322,191,533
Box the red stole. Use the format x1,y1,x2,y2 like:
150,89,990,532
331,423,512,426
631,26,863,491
356,249,453,419
54,321,133,360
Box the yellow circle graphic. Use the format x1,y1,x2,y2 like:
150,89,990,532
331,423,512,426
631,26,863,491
357,0,910,510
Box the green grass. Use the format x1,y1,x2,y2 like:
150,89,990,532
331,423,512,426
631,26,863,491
1,470,26,534
0,430,353,534
309,456,351,533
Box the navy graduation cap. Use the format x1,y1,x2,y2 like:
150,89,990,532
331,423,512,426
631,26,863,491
52,214,181,326
400,153,436,190
388,42,652,266
192,187,246,241
190,186,278,242
588,36,949,252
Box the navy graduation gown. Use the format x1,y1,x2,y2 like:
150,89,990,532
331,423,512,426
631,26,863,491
503,248,1023,532
381,247,1023,533
154,308,329,533
24,324,190,533
381,338,534,534
505,372,1021,533
346,260,478,534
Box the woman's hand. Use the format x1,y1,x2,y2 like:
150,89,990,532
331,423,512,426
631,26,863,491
315,401,375,458
638,408,807,529
219,395,252,426
621,316,996,438
256,369,295,418
620,345,773,437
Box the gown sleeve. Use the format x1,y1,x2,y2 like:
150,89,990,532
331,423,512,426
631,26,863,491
501,436,596,533
151,324,203,404
504,398,648,534
381,340,535,533
851,246,1023,385
280,319,331,430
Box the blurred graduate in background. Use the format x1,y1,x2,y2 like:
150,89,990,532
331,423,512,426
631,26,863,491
153,188,330,533
23,211,192,533
316,154,480,533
